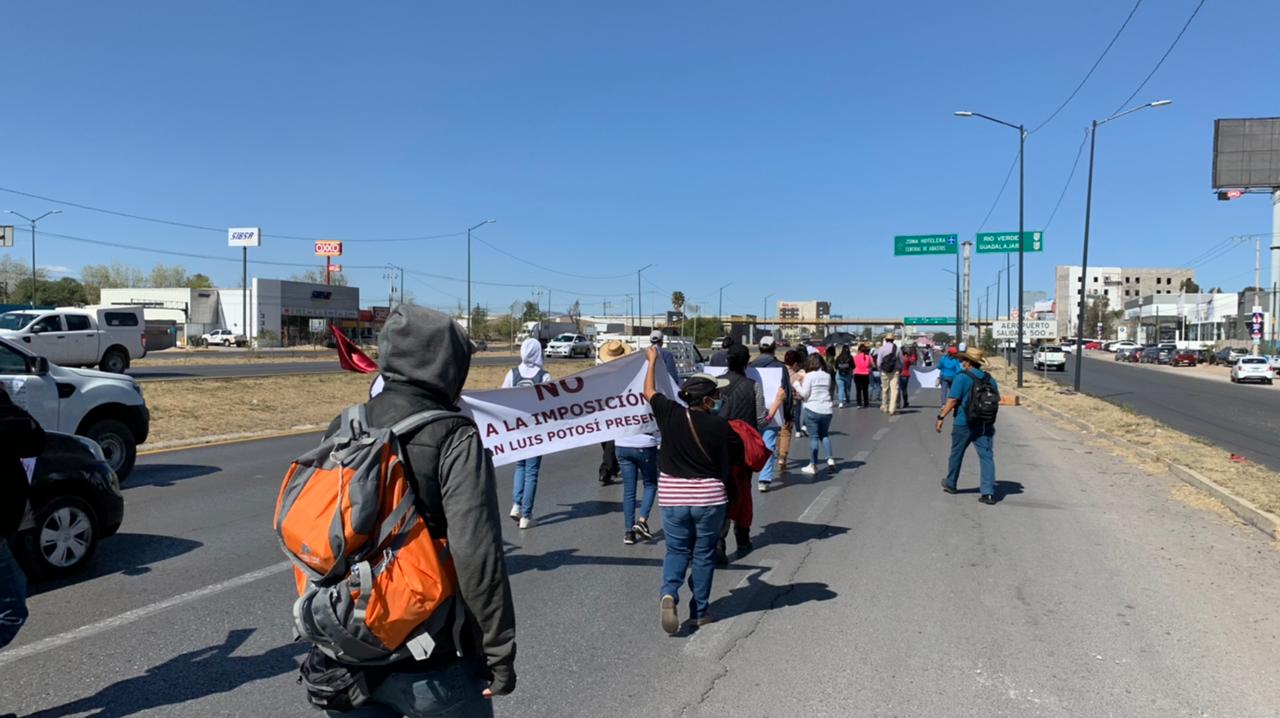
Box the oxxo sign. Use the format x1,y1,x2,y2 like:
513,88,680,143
314,240,343,257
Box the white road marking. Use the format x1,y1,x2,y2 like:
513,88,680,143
798,487,842,524
0,561,292,668
889,415,901,424
872,428,890,441
853,450,870,462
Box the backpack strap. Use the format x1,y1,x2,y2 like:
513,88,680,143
389,409,460,437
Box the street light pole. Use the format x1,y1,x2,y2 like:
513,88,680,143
636,263,654,333
764,292,775,339
6,209,61,308
1073,100,1172,390
466,219,496,334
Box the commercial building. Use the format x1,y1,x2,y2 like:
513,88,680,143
1054,266,1195,338
1121,291,1271,345
775,300,831,340
101,279,360,348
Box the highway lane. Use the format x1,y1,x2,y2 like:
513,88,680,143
1036,352,1280,471
7,388,1280,716
128,354,575,381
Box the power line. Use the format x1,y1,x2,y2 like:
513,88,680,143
1030,0,1144,134
1042,129,1090,231
1111,0,1205,115
975,149,1020,232
0,184,465,243
470,235,634,280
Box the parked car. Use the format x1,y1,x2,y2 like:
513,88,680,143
0,306,146,373
1033,345,1067,372
595,334,705,380
544,333,594,358
16,431,124,577
1191,349,1212,365
1108,340,1140,353
0,336,149,479
1230,356,1274,385
1268,355,1280,372
1215,347,1249,366
1138,346,1161,364
1170,349,1199,367
200,328,247,347
1084,341,1103,351
1115,346,1141,362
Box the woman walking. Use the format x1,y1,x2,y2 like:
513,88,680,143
599,339,660,545
899,344,918,410
643,345,741,634
834,345,854,408
793,353,836,474
853,343,874,408
504,338,551,529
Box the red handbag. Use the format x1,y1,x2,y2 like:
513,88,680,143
728,419,772,472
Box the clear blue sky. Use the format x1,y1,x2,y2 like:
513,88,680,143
2,0,1275,319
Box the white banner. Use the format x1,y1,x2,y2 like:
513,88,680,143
909,367,940,390
702,366,784,427
459,353,677,467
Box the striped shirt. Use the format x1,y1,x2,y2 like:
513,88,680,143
657,473,728,507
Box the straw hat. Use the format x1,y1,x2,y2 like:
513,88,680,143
957,347,987,366
598,338,633,362
884,332,896,342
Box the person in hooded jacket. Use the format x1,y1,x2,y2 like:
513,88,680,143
503,338,552,529
321,306,516,718
715,344,765,559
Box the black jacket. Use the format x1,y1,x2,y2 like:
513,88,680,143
1,389,45,540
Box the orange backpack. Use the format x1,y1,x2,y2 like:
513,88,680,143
274,405,460,664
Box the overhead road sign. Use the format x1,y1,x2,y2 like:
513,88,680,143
992,320,1054,340
975,231,1043,254
903,316,957,326
894,234,958,256
1212,118,1280,190
0,225,12,248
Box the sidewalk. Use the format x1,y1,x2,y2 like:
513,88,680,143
688,403,1280,717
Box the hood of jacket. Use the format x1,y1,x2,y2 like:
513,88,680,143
519,338,544,372
378,305,473,404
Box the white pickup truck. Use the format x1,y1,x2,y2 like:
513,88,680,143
0,306,146,373
0,336,150,478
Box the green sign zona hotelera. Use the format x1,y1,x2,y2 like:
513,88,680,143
903,316,957,326
975,230,1044,254
894,234,958,256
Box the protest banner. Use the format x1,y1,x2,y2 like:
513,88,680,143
908,367,940,390
701,366,785,427
459,353,677,466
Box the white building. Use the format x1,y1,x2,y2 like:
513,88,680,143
99,287,222,346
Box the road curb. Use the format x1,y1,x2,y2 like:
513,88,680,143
139,426,325,455
1015,391,1280,541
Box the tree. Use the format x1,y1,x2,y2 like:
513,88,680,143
81,262,145,303
187,273,214,289
11,277,88,306
1179,278,1201,294
0,256,47,303
671,291,685,313
148,263,191,288
469,304,489,337
932,332,952,344
520,301,544,323
291,268,349,286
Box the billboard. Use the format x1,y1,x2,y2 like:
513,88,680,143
314,240,343,257
228,227,261,247
1212,118,1280,190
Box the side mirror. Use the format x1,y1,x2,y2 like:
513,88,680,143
29,324,43,334
29,356,50,376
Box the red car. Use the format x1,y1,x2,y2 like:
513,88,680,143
1084,341,1103,350
1170,349,1198,367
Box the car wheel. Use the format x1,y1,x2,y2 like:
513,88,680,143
99,348,129,374
84,418,137,480
20,495,100,578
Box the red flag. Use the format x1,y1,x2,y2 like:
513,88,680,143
331,325,379,374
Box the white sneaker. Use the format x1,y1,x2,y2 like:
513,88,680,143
519,517,535,530
509,503,521,520
758,482,769,493
827,457,836,469
801,464,817,475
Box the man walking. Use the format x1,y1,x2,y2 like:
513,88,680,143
936,347,999,505
319,306,517,716
875,334,904,415
752,336,791,491
650,330,681,384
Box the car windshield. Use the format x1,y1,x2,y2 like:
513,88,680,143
0,312,38,330
1040,347,1063,353
1242,357,1267,365
553,334,575,342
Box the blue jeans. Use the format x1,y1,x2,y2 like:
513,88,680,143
511,456,541,518
325,660,493,718
660,503,727,620
944,422,997,496
836,374,853,405
939,378,953,408
616,445,657,529
870,373,882,401
759,426,780,485
802,409,833,465
899,375,911,407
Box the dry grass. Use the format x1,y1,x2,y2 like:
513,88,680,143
135,348,522,367
990,357,1280,517
142,360,592,446
1170,484,1242,524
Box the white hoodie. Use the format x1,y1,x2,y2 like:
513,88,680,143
501,338,552,387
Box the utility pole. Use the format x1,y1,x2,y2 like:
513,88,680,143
637,264,654,334
1272,190,1280,352
1254,235,1263,355
962,241,972,343
465,219,496,335
5,209,61,308
954,251,961,343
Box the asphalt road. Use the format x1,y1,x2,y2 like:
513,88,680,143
6,388,1280,716
1034,352,1280,471
128,354,575,381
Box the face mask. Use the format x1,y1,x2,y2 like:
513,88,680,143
710,398,724,413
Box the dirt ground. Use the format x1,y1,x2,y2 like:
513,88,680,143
134,348,520,367
989,357,1280,518
143,360,592,446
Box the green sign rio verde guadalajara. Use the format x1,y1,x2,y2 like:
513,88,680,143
975,231,1043,253
894,234,958,256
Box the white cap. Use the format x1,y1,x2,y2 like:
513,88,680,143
760,335,776,348
958,342,967,352
649,330,664,343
